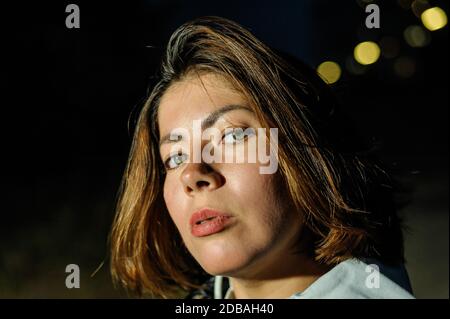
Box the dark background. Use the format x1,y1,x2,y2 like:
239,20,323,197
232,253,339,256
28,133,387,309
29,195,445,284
1,0,448,298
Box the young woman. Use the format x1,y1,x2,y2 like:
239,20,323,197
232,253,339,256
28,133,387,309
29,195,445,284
110,16,414,299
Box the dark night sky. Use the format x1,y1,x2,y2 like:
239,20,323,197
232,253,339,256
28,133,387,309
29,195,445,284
1,1,448,297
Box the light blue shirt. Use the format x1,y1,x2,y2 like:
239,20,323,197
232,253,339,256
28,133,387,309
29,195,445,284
214,258,414,299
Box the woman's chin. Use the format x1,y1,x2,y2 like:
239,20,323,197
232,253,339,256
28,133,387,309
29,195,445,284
196,249,249,276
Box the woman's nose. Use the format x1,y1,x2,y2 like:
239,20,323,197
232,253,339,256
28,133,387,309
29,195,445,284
180,162,224,195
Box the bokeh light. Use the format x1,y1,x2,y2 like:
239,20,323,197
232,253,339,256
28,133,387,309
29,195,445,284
412,0,431,18
317,61,342,84
421,7,448,31
354,41,381,65
404,25,431,47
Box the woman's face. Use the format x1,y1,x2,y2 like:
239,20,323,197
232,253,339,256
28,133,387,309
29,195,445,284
157,72,303,278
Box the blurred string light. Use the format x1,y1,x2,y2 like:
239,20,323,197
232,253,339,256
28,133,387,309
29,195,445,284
421,7,448,31
394,56,416,78
317,61,342,84
346,0,446,79
411,0,431,17
354,41,380,65
404,25,431,47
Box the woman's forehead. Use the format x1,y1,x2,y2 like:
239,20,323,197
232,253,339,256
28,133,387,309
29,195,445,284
157,73,249,132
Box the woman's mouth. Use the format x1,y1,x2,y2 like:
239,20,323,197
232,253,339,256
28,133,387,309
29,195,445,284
190,208,234,237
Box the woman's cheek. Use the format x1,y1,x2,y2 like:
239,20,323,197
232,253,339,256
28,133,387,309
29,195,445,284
227,162,270,194
163,178,180,222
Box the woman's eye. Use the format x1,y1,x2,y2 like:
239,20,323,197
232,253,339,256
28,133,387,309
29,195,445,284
164,152,188,169
222,127,254,144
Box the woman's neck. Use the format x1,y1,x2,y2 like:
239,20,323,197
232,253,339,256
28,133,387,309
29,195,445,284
228,253,331,299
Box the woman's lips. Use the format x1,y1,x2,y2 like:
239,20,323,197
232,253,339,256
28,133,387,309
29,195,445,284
190,208,234,237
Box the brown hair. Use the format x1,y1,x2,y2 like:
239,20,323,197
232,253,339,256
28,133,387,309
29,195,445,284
110,16,405,298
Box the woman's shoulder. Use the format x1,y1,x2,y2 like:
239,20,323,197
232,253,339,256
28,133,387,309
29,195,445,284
184,258,414,299
290,258,415,299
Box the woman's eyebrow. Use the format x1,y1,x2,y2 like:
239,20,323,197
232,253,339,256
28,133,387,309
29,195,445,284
159,104,253,147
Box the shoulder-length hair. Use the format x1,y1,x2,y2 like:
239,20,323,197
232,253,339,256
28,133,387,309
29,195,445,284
110,16,405,298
